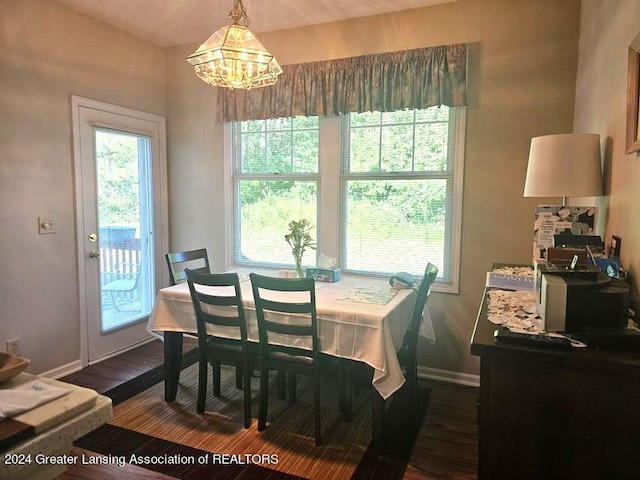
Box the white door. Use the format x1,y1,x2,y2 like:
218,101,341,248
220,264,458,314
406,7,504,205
72,96,168,364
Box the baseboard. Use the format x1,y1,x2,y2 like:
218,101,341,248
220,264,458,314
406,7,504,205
418,366,480,388
39,338,158,379
41,360,83,379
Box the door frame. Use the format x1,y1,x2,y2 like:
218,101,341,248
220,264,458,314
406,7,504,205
71,95,169,366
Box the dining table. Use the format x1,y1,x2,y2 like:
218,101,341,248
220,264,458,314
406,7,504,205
146,271,433,449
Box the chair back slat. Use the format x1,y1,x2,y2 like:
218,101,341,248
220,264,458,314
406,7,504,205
166,249,210,285
250,273,318,360
199,311,245,329
186,269,247,344
196,292,242,308
264,319,314,337
258,297,314,315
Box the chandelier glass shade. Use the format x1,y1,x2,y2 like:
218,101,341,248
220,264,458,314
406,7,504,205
187,1,282,90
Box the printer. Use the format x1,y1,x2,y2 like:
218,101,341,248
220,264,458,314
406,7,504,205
534,261,629,333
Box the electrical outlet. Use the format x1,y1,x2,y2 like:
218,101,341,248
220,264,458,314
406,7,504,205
6,338,20,357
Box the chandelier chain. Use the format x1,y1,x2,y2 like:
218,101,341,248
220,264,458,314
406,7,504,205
228,0,250,27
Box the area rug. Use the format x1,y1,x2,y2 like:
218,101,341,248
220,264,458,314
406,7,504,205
76,362,430,480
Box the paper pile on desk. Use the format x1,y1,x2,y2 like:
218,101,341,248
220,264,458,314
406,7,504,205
486,266,535,291
487,289,543,333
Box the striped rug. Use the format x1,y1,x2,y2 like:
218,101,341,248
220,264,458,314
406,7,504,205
76,362,429,480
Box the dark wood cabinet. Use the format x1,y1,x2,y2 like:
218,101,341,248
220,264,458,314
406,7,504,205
471,290,640,480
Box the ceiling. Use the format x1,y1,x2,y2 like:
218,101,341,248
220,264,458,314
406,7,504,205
54,0,457,47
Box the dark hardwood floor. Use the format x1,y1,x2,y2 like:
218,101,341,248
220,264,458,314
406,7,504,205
60,340,169,393
56,339,478,479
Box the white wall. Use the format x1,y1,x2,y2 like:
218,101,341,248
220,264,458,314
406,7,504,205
574,0,640,311
165,45,225,272
0,0,166,373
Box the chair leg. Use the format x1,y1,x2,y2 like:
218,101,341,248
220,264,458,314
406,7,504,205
277,370,286,400
405,362,419,421
371,389,386,454
258,368,269,431
343,360,352,422
314,369,321,446
243,360,251,429
236,366,243,390
288,372,296,402
212,359,221,397
109,292,119,311
197,356,207,414
338,362,344,412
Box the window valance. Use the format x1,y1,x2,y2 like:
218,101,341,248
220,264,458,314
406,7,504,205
216,43,467,122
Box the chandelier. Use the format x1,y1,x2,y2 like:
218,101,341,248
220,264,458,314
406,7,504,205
187,0,282,90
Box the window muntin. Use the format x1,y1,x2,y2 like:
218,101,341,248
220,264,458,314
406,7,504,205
232,117,319,268
342,107,456,283
348,107,451,173
231,107,463,290
239,117,319,174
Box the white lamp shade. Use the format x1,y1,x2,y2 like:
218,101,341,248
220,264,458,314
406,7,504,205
523,133,603,198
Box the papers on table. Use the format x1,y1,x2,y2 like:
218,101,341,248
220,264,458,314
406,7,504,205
485,265,541,331
487,289,543,333
337,286,398,304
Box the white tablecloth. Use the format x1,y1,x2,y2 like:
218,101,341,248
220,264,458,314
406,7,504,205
147,275,419,399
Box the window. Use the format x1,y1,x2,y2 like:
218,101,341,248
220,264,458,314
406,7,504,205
342,107,462,286
232,117,320,267
231,107,465,291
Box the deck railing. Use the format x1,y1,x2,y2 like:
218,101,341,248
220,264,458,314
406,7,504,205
100,238,142,284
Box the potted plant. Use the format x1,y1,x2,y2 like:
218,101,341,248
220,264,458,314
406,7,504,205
284,219,316,278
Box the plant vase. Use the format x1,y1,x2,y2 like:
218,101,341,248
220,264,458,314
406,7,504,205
285,219,316,280
294,257,304,278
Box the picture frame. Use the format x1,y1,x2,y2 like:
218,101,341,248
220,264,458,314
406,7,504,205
610,235,621,258
626,31,640,154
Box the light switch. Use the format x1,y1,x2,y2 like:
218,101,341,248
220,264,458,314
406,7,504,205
38,215,56,234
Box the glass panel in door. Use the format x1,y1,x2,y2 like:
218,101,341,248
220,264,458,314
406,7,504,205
95,129,154,332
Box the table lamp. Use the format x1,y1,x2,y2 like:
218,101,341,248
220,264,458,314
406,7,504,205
523,133,603,205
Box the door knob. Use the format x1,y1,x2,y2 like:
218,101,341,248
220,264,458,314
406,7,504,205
89,250,100,259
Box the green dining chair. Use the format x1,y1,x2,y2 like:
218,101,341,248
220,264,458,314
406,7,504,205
166,248,210,285
185,269,253,428
250,273,323,446
342,263,439,422
399,263,438,414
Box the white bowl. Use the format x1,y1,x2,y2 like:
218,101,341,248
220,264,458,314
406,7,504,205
0,353,30,383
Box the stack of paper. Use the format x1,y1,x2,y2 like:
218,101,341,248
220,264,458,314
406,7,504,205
485,272,534,291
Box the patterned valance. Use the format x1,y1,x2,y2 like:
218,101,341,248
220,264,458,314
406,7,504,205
216,43,467,122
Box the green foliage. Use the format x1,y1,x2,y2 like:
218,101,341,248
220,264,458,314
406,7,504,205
284,219,317,268
238,194,444,274
239,117,319,175
347,180,447,225
95,131,142,226
238,107,451,224
235,107,453,272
